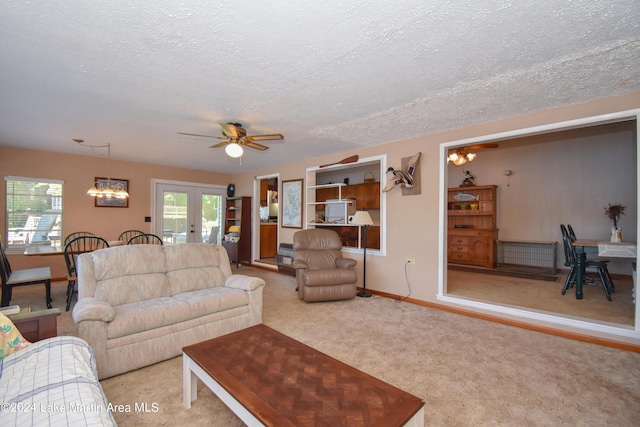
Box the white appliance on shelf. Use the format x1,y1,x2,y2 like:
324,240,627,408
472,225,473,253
325,199,356,224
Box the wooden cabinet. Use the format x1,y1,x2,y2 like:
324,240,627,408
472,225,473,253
260,180,268,207
314,182,380,211
260,223,277,258
310,225,380,249
447,185,498,268
306,181,381,251
223,196,251,267
448,228,497,268
355,182,380,210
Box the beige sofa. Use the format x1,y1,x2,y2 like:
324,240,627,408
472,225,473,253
72,243,265,379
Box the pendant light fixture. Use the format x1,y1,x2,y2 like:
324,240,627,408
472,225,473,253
75,139,129,199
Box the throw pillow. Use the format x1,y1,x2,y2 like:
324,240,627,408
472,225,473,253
0,312,31,360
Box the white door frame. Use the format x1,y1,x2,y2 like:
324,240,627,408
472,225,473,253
438,108,640,340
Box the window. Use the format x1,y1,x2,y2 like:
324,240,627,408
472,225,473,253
5,176,63,252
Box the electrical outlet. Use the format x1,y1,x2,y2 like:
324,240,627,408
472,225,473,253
406,258,416,265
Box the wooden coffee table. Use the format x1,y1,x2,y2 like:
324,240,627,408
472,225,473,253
183,324,424,426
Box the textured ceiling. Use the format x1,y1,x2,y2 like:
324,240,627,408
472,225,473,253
1,1,639,173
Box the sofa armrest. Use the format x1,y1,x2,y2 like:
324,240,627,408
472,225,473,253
72,298,116,323
225,274,266,291
292,259,309,270
336,257,357,269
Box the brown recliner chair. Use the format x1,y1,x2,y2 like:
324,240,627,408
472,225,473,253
292,229,357,302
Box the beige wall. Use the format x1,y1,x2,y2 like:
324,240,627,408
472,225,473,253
0,146,230,277
2,92,639,343
231,92,640,343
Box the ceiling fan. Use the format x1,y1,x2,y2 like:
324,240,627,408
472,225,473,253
178,122,284,158
447,143,499,165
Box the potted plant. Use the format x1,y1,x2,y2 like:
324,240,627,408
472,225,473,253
604,203,626,242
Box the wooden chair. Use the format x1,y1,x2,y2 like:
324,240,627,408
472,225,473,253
63,231,96,247
560,225,614,301
127,233,163,245
118,230,144,243
0,238,52,309
64,236,110,311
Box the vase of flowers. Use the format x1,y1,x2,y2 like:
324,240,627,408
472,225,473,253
604,203,625,242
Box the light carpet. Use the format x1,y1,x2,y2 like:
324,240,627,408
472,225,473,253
8,267,640,426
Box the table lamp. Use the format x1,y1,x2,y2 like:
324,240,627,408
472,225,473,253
351,210,374,297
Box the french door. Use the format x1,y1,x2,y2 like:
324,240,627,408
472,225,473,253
153,181,226,245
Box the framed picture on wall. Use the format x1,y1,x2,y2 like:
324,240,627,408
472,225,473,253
281,179,303,228
94,177,129,208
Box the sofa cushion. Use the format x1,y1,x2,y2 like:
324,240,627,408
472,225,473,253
92,245,167,281
91,245,171,306
107,297,191,339
172,287,249,319
164,244,232,295
303,269,357,286
0,313,30,360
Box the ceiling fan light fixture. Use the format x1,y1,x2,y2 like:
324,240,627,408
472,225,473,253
452,156,467,166
225,142,243,158
447,148,477,165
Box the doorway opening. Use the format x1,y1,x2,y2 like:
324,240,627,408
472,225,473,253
438,109,640,341
254,174,279,268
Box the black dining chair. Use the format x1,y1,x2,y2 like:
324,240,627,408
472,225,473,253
0,238,52,309
118,230,144,243
560,225,614,301
127,233,163,245
64,236,110,311
566,224,613,290
63,231,96,247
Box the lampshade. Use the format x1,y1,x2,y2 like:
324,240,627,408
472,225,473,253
86,186,100,196
351,210,373,226
225,143,244,158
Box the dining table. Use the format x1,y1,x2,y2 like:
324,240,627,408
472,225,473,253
571,239,637,299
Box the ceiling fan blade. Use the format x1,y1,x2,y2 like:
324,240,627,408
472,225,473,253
448,147,466,154
466,143,499,150
243,140,269,151
209,141,229,149
246,134,284,142
177,132,224,139
219,123,240,139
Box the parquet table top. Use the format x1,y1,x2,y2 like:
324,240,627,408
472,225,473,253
183,324,424,427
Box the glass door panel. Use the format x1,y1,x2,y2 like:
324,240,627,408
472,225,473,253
161,190,189,243
155,183,224,244
201,193,223,244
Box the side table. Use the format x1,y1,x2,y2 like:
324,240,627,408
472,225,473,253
9,308,60,342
